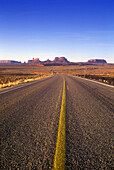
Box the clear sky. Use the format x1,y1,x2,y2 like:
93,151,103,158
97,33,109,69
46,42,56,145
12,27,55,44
0,0,114,63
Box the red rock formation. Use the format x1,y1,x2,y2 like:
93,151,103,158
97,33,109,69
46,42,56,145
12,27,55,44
53,57,69,63
88,59,107,64
28,58,41,64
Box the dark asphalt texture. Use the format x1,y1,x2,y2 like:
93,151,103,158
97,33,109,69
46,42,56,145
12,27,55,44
0,74,113,169
65,75,114,169
0,75,63,169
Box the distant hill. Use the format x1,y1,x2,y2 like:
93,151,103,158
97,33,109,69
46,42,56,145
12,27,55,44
27,57,69,66
0,57,108,66
27,57,107,65
0,60,21,64
53,57,69,63
28,58,41,64
88,59,107,64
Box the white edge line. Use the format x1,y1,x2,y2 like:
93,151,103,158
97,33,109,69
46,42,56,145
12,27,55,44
71,75,114,88
0,77,51,95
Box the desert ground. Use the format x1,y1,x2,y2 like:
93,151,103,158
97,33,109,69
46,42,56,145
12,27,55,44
0,64,114,88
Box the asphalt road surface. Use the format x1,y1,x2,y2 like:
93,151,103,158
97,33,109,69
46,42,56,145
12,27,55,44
0,74,113,169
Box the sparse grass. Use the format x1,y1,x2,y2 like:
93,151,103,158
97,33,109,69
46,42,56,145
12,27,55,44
0,64,114,88
53,65,114,77
53,64,114,85
0,65,52,89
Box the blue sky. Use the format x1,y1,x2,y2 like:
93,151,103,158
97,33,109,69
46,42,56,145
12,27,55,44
0,0,114,63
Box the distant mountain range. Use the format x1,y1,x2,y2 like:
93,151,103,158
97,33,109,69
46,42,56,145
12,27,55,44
28,57,70,65
0,57,108,65
27,57,107,66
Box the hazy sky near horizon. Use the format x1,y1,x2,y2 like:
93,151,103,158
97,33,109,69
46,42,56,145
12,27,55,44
0,0,114,63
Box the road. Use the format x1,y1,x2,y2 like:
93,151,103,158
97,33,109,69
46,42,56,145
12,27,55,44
0,74,113,169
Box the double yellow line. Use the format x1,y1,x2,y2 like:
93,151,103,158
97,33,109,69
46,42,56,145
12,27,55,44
53,78,66,170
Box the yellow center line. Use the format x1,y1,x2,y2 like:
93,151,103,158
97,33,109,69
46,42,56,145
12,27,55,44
67,85,69,90
53,78,66,170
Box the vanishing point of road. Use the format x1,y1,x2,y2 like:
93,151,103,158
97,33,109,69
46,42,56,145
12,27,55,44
0,74,113,169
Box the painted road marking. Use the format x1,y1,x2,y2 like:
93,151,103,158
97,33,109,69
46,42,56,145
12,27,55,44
53,78,66,170
67,85,69,90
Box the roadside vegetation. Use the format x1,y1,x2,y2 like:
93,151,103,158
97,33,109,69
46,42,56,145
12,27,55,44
0,65,52,89
53,64,114,86
0,64,114,89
